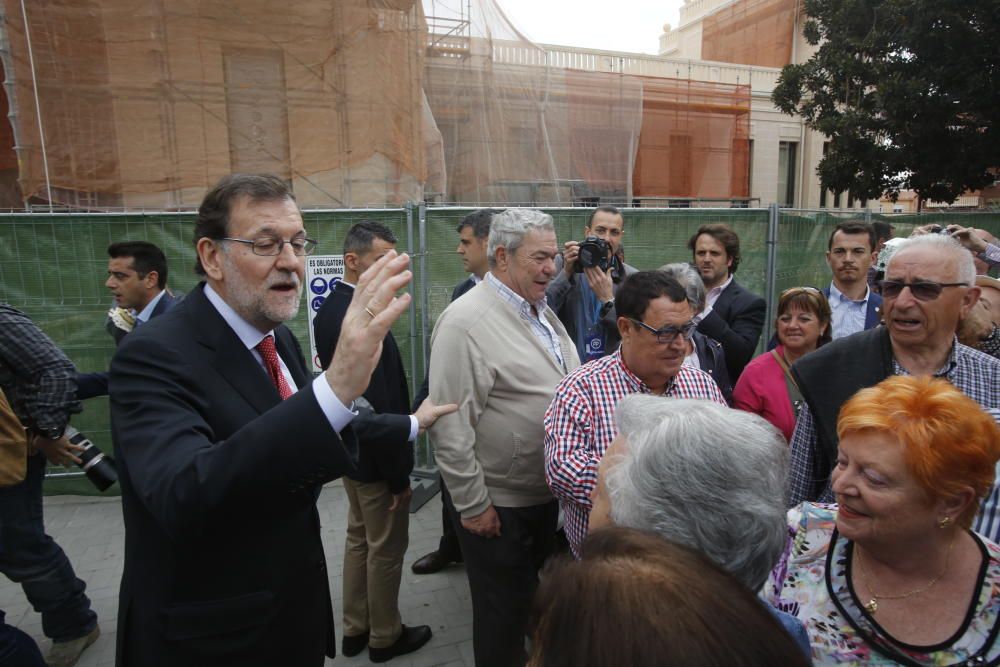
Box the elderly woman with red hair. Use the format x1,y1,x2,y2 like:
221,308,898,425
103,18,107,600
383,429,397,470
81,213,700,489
766,375,1000,665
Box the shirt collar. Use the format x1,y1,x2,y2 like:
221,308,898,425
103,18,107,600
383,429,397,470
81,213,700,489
891,336,960,378
828,282,870,305
613,349,677,395
203,283,275,351
485,271,549,316
706,274,733,298
134,289,166,323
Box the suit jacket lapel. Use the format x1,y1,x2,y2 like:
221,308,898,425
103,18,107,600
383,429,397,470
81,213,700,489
187,284,282,414
275,326,310,389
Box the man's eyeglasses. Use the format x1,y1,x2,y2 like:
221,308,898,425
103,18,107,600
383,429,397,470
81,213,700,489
221,236,318,257
878,279,967,301
628,318,697,344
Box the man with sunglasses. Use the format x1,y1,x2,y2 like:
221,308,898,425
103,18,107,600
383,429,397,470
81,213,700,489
544,271,727,558
108,174,414,667
786,235,1000,538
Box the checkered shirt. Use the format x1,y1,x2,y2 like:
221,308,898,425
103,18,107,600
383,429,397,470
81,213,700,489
787,339,1000,540
982,242,1000,268
544,350,726,556
486,272,565,368
0,303,80,433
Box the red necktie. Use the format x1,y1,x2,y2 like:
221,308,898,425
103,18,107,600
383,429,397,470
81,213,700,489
256,335,293,400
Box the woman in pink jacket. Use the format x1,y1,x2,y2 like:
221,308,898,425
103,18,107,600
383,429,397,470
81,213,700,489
733,287,831,441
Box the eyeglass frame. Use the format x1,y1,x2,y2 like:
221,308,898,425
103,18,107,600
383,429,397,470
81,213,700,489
219,236,318,257
626,317,698,344
877,279,968,302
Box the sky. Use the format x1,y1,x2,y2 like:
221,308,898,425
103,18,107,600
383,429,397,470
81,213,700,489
494,0,686,55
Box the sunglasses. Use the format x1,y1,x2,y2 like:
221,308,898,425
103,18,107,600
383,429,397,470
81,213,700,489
878,279,967,301
628,318,697,344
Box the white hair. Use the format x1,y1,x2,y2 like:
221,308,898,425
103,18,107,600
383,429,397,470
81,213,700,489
888,234,976,286
606,395,788,591
487,209,555,268
659,263,706,313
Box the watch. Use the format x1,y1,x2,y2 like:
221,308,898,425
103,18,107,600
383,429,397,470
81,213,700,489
599,298,615,315
37,425,65,440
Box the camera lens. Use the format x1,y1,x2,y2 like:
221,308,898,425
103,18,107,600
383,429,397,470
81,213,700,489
65,427,118,492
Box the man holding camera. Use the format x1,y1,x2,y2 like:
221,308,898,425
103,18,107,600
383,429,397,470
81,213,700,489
547,206,637,362
0,304,100,667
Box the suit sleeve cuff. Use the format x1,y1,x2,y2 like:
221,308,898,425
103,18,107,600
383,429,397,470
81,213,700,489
311,374,357,433
408,415,419,442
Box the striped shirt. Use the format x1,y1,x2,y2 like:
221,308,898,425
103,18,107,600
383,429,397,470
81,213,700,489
787,340,1000,540
486,272,564,368
828,283,870,339
981,243,1000,268
544,350,726,556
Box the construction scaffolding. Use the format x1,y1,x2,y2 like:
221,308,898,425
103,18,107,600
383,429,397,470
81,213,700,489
0,0,752,209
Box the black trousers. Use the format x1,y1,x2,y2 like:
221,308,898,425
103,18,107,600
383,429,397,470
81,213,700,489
449,500,558,667
437,474,462,559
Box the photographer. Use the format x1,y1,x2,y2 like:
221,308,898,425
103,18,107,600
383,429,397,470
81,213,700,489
0,304,99,667
547,206,637,362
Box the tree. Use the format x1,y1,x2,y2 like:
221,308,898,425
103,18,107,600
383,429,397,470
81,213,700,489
772,0,1000,204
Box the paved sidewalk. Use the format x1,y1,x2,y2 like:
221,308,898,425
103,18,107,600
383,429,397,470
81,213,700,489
1,481,474,667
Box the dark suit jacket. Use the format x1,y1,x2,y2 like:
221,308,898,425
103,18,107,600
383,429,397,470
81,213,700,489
77,291,178,399
109,284,356,667
696,278,766,382
411,276,478,408
692,332,733,406
313,281,413,493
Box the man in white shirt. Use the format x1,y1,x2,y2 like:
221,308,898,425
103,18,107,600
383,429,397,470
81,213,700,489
825,220,882,339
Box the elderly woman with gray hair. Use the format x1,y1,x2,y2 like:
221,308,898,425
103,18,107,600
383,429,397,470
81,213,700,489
659,263,733,403
588,393,812,659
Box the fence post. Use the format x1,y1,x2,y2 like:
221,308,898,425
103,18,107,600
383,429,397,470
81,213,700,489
864,207,872,223
405,202,418,400
418,202,430,382
764,203,780,345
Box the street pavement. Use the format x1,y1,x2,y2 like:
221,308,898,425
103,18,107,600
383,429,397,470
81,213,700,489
1,481,474,666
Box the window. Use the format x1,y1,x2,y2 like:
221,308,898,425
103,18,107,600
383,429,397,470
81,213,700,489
777,141,797,207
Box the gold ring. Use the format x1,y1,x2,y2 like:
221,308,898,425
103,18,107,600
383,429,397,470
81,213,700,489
364,307,377,319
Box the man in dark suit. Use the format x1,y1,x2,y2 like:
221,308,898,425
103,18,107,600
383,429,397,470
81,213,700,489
688,224,766,381
824,220,883,338
312,221,453,662
409,209,495,575
108,174,413,667
76,241,177,399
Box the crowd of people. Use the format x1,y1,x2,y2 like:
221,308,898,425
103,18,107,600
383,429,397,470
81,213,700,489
0,174,999,666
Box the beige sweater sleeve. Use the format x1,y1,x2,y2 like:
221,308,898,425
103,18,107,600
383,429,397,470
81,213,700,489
427,315,495,518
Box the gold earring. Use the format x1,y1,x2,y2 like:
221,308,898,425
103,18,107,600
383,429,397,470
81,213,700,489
938,516,952,529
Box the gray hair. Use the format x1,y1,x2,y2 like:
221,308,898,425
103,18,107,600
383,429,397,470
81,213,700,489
487,209,555,268
888,234,976,286
606,394,788,591
659,263,706,313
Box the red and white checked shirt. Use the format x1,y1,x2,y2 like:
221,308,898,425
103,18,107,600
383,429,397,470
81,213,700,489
543,350,726,556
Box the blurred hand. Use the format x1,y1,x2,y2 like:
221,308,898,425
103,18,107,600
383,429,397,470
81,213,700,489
562,241,580,276
325,251,412,405
389,486,412,512
413,398,459,435
461,505,501,538
33,434,83,466
947,226,988,254
583,266,614,303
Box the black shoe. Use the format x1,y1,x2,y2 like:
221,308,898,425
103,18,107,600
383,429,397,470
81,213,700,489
341,631,369,657
411,549,463,575
369,625,432,663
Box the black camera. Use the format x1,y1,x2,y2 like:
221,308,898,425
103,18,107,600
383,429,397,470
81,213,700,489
574,236,612,273
65,426,118,492
928,225,952,236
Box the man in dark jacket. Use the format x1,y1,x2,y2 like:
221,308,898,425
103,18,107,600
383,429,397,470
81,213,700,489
313,220,454,663
688,224,766,382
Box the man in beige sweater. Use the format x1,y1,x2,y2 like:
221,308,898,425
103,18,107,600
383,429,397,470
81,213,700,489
429,209,579,667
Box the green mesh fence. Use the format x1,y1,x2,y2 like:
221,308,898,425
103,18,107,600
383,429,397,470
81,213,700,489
2,206,998,493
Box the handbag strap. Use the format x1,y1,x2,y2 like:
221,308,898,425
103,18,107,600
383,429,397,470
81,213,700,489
770,349,804,407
